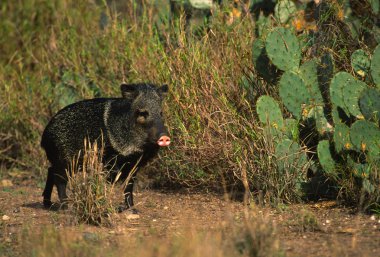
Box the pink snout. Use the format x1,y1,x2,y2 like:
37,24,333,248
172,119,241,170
157,135,171,147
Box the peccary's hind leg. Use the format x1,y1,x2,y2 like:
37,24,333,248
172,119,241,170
42,167,55,208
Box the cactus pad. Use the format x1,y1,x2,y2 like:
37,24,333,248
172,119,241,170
350,120,380,161
330,72,353,116
333,122,351,152
275,139,308,173
371,44,380,88
342,78,367,118
279,71,309,119
317,140,336,176
252,39,277,83
274,0,297,24
307,106,333,135
299,59,324,105
265,27,301,72
359,88,380,124
256,95,284,128
351,49,371,77
283,118,299,141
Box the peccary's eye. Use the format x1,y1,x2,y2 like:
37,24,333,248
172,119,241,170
137,110,149,118
136,110,149,124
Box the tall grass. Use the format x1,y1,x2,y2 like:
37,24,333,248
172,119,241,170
0,1,261,192
67,137,118,226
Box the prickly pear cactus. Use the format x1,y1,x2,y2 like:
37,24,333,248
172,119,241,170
252,39,277,83
274,0,297,24
279,71,309,119
333,122,351,153
299,59,324,105
350,120,380,161
265,27,301,72
307,106,333,135
330,72,353,116
351,49,371,77
275,139,308,173
317,140,336,176
318,52,335,93
256,95,284,128
359,88,380,124
371,45,380,87
342,78,367,118
284,118,299,141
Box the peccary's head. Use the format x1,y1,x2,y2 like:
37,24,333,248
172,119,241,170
104,83,170,156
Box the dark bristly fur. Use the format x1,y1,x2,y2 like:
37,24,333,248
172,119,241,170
41,83,169,210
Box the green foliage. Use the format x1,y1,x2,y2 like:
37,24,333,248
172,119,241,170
329,72,353,116
252,5,380,210
274,0,296,24
359,88,380,124
256,95,284,128
333,122,351,153
265,27,301,72
317,140,336,176
275,139,307,171
351,49,370,77
298,59,324,105
350,120,380,161
279,71,308,119
371,45,380,87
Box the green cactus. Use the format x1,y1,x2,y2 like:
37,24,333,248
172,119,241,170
342,77,367,118
371,44,380,87
274,0,297,24
359,88,380,124
333,122,351,153
275,139,308,173
256,95,284,128
369,0,379,15
318,52,335,93
252,39,277,83
279,71,309,119
317,140,336,176
299,59,324,105
330,72,353,116
350,120,380,161
307,106,333,135
351,49,371,77
265,27,301,72
255,12,271,38
283,118,299,141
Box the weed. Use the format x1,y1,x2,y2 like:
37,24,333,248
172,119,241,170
66,137,117,226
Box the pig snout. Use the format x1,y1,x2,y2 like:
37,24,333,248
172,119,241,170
157,134,171,147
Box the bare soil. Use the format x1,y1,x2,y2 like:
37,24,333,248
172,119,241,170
1,177,380,257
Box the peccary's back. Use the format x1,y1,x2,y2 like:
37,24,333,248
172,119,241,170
41,98,114,165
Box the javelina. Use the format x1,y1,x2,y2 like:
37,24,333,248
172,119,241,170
41,83,170,210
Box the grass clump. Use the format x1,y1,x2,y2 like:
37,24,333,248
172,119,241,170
67,138,117,226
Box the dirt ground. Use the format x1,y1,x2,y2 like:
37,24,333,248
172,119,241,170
1,177,380,257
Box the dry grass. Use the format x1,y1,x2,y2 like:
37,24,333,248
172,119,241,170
66,137,117,226
18,211,282,257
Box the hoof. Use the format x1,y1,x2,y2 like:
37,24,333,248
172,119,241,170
43,199,53,208
118,205,138,213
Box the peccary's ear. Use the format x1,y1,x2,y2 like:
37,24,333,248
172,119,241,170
120,83,138,98
158,84,168,97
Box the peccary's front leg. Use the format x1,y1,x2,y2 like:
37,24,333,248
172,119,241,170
124,174,137,209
